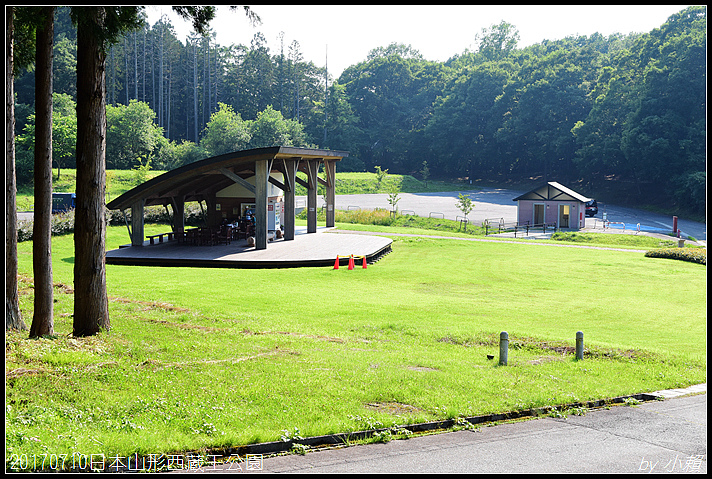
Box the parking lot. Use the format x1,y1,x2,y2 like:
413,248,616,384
17,188,706,245
316,188,706,245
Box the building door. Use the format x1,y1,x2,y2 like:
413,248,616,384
533,203,545,225
559,204,570,229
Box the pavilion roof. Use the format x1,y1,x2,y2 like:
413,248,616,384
106,146,347,210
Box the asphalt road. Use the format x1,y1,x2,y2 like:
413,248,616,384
18,188,706,243
315,188,707,244
246,388,707,474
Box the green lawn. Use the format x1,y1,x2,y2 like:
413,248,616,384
6,224,706,470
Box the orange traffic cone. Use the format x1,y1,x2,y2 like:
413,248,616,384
333,256,339,269
362,257,368,269
348,255,354,270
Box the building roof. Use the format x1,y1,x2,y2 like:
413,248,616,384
106,146,347,211
512,181,591,203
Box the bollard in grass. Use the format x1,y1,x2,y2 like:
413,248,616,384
499,331,509,366
576,331,584,360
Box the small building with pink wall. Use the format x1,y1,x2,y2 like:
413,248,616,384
513,182,591,230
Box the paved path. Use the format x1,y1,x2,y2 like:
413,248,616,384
317,188,521,226
253,385,706,474
105,226,392,268
328,229,653,253
312,189,706,245
20,188,706,243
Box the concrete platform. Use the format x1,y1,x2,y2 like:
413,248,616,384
105,226,392,269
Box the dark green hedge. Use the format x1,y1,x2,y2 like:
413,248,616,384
644,247,706,265
17,204,206,242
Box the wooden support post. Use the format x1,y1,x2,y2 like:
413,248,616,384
171,195,185,236
324,160,336,228
254,159,269,250
131,199,145,246
283,158,298,241
205,193,218,227
306,159,319,234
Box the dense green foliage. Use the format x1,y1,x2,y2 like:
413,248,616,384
644,247,706,265
13,6,706,215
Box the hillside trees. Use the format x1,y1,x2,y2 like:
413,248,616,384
12,6,706,215
199,103,310,157
321,81,363,170
572,5,706,212
199,102,251,156
16,93,77,183
340,45,449,173
248,105,309,148
425,61,514,177
623,8,706,211
474,20,520,62
495,45,595,182
106,100,166,169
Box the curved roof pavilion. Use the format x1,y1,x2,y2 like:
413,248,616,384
107,146,348,250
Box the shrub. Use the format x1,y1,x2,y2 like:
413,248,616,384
17,203,207,243
644,247,706,265
336,208,394,226
17,210,76,242
17,219,33,243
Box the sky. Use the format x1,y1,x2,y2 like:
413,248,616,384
145,5,691,78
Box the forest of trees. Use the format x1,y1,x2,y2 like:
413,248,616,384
13,6,706,215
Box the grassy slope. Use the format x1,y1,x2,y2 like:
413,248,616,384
6,224,706,466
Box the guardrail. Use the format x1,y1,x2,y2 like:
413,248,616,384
593,220,636,232
483,218,557,237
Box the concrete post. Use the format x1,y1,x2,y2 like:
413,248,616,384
576,331,584,360
499,331,509,366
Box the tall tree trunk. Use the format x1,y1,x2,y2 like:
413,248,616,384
134,30,138,100
215,44,219,109
74,6,109,336
124,36,129,104
108,48,113,105
151,33,156,114
207,36,212,115
142,26,146,102
202,38,206,132
6,7,26,331
158,24,163,128
30,6,55,338
193,42,198,142
166,64,171,139
324,45,328,146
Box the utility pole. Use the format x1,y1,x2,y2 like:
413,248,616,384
324,44,328,146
